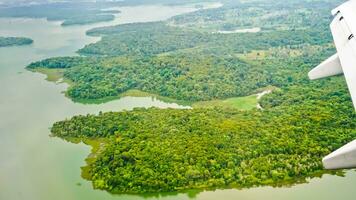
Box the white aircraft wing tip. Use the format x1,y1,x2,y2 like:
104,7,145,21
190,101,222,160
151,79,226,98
323,140,356,170
308,54,343,80
308,69,320,80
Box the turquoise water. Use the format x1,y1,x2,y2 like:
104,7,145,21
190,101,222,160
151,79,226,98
0,3,355,200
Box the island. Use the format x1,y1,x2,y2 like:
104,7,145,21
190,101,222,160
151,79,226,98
61,14,117,26
28,0,356,195
0,37,33,47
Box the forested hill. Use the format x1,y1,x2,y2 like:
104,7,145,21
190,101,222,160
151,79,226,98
31,0,356,194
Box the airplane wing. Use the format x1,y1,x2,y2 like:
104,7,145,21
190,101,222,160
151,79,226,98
331,0,356,109
308,53,343,80
309,0,356,170
308,0,356,110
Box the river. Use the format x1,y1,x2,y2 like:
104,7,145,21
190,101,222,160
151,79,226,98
0,3,355,200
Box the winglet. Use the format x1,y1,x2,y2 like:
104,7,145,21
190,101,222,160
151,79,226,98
308,53,343,80
323,139,356,169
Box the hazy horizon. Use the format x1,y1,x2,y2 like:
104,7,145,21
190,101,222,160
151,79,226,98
0,0,127,8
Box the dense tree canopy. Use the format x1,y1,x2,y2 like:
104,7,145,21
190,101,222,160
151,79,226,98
51,85,356,193
29,0,356,194
28,19,333,102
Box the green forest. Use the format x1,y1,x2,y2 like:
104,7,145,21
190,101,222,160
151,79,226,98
28,20,333,102
0,36,33,47
169,0,336,32
52,81,356,193
31,0,356,194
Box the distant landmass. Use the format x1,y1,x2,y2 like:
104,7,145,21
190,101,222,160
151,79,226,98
0,36,33,47
0,0,212,26
0,2,120,26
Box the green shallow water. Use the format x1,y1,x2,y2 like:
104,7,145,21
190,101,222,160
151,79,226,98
0,3,356,200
